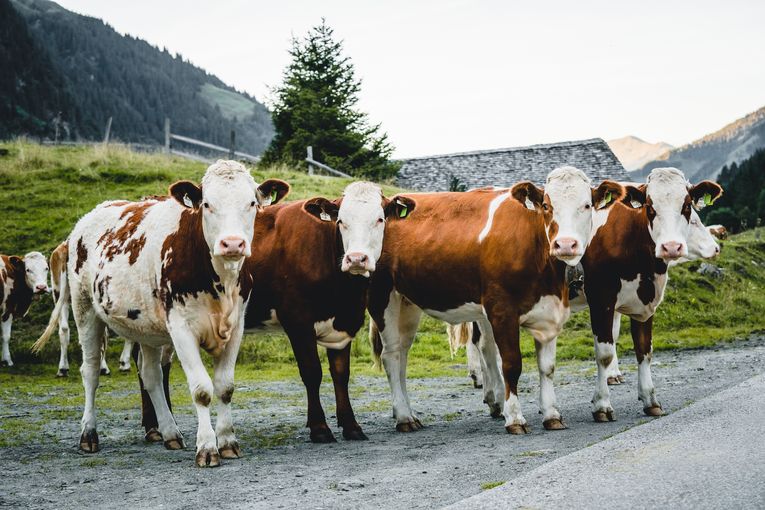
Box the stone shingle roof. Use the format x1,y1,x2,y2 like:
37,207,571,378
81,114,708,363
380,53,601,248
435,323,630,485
396,138,630,191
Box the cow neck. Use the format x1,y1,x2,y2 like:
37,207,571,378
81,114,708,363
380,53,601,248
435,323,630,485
1,257,33,320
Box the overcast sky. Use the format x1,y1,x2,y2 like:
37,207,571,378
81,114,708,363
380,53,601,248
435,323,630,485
55,0,765,158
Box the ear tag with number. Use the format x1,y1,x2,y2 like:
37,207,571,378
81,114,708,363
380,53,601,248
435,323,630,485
524,197,535,210
320,211,331,222
183,193,193,208
630,200,642,209
598,191,612,209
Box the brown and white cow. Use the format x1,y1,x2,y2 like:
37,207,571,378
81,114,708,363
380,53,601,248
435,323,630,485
0,251,49,366
47,241,132,377
577,168,722,421
33,160,289,467
707,224,728,240
136,182,414,443
369,167,624,434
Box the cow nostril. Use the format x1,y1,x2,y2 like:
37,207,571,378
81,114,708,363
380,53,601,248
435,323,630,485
360,255,368,263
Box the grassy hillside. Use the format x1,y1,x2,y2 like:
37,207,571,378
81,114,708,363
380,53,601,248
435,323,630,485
1,141,764,381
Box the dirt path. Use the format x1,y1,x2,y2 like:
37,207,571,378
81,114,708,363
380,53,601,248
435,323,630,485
2,336,763,509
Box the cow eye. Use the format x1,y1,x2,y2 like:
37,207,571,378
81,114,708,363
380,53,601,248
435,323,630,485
250,201,256,207
203,202,210,210
542,203,549,211
584,203,592,210
377,218,384,224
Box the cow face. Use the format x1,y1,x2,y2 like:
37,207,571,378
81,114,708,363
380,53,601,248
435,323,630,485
541,167,623,266
170,160,289,260
627,168,723,261
685,209,720,260
303,182,415,277
21,252,49,294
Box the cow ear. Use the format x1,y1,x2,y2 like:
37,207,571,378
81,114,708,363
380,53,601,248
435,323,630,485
592,180,625,210
169,180,203,209
622,184,647,209
689,180,723,210
303,197,339,222
511,181,544,210
384,195,416,219
257,179,290,206
8,256,25,274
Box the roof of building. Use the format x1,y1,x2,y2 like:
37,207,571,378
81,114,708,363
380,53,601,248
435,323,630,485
395,138,631,191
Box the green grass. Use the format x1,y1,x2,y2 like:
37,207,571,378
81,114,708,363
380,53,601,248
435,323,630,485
199,83,257,121
480,481,505,490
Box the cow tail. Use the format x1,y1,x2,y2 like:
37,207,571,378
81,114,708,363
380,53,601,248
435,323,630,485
369,320,383,370
32,268,69,354
446,322,473,358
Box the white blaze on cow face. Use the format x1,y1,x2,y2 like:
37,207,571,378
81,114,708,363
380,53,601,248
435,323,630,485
23,252,49,294
337,182,387,276
544,167,595,266
645,168,694,261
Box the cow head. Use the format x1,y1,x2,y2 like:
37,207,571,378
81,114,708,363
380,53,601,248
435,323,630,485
624,168,723,261
685,208,720,260
18,252,49,294
170,160,289,261
303,182,415,277
527,166,623,266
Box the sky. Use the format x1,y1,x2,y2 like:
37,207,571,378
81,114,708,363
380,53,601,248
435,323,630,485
55,0,765,158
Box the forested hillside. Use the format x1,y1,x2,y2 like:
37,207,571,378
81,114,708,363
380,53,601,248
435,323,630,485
6,0,274,153
701,148,765,232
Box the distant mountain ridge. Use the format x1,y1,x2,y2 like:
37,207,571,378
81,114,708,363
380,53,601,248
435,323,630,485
6,0,274,153
634,106,765,182
607,136,674,171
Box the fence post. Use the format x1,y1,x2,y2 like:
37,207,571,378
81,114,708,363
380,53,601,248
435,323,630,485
164,118,171,154
54,112,61,144
229,129,236,159
307,146,314,175
102,116,112,145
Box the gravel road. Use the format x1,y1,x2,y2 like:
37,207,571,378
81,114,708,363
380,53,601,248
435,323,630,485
1,336,763,509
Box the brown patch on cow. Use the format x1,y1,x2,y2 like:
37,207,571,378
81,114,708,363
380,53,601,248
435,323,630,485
97,202,154,264
50,241,68,288
1,254,34,321
193,388,212,407
220,387,234,405
75,237,88,274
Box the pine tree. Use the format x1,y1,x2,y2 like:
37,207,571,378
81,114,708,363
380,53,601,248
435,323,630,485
261,20,399,180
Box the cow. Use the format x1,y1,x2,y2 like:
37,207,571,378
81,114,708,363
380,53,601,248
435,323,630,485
135,182,415,443
707,224,728,240
48,241,133,377
368,167,625,434
1,251,49,366
577,168,723,421
33,160,289,467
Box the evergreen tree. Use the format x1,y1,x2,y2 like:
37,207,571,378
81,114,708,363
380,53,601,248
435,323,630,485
262,20,399,180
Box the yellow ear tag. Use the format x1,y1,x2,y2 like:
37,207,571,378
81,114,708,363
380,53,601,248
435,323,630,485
598,191,612,209
703,193,713,206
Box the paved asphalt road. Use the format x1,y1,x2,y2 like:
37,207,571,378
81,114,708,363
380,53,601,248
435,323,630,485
448,372,765,509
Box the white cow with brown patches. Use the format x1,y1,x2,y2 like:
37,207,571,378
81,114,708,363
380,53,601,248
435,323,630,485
34,160,289,467
0,252,49,366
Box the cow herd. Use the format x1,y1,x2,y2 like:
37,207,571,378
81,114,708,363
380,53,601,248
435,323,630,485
0,160,723,468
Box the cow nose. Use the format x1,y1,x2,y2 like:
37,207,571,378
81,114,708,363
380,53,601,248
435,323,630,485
219,236,246,256
344,252,369,267
553,237,578,256
35,284,48,293
661,242,683,259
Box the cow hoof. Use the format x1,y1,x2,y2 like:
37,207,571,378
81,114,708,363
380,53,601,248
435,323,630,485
56,369,69,378
396,418,423,433
79,430,100,453
0,360,9,367
342,427,369,441
195,448,220,468
606,376,621,386
470,375,483,389
100,368,110,376
617,374,626,383
506,423,530,435
542,418,567,431
144,428,163,443
309,428,337,444
644,405,664,417
489,404,503,419
592,410,616,423
118,364,131,373
164,437,185,450
219,442,242,459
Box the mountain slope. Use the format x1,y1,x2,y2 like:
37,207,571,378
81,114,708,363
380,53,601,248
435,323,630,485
8,0,274,153
635,106,765,181
607,136,673,171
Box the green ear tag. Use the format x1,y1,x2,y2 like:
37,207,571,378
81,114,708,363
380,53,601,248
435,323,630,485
599,191,612,209
271,190,278,203
399,206,407,218
703,193,713,206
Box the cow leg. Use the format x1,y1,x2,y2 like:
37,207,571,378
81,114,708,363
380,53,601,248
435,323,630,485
133,344,160,442
631,317,663,416
285,327,334,443
475,319,505,418
485,305,528,434
56,302,71,377
379,294,423,432
534,336,565,430
606,312,625,385
76,310,106,453
119,340,134,372
327,344,367,440
99,330,111,376
590,305,617,422
466,323,483,388
213,323,244,459
170,324,219,467
1,318,13,367
140,344,184,449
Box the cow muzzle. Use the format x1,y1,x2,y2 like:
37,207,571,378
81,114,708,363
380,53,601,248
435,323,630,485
34,284,49,295
217,236,247,258
342,252,372,276
551,237,581,261
659,241,684,260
